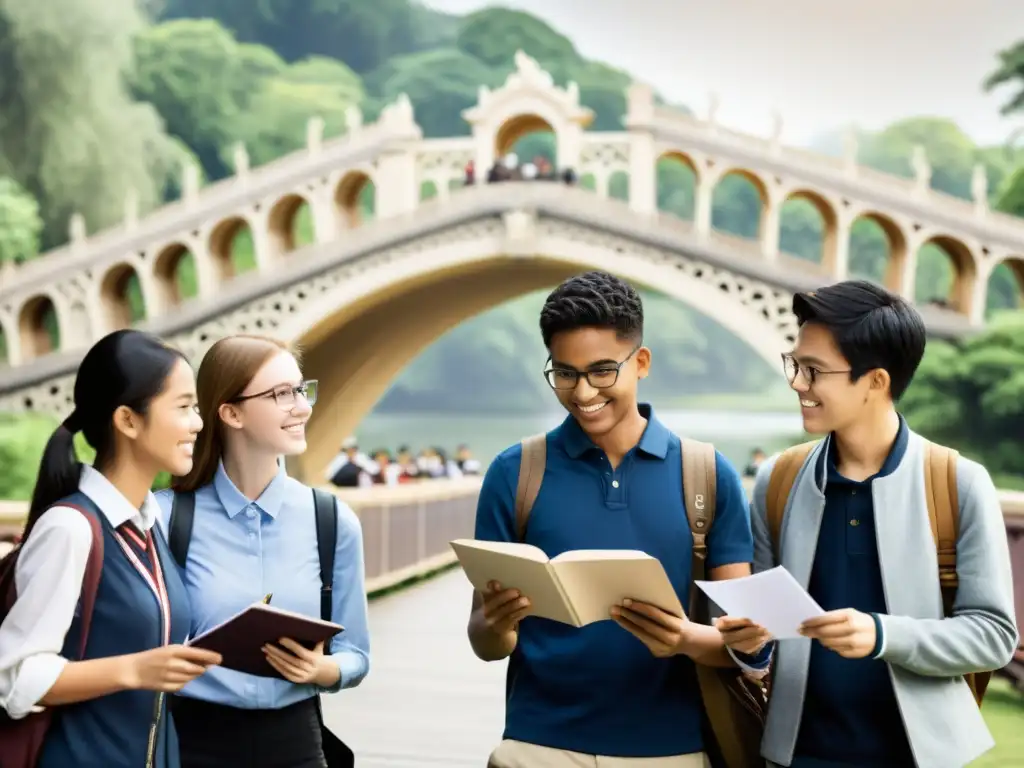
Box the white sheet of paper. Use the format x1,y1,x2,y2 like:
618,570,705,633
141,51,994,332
695,566,825,639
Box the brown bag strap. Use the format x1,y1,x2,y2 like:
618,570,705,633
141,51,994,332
514,434,547,542
680,438,717,579
681,438,716,622
765,440,818,561
923,440,960,614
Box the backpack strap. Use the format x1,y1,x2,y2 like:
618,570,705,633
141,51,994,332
514,434,547,542
680,438,717,576
167,491,196,570
312,488,338,622
765,441,818,561
923,441,959,614
64,503,105,659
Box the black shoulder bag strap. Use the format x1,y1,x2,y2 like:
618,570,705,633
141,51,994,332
168,491,196,569
311,488,337,622
309,488,355,768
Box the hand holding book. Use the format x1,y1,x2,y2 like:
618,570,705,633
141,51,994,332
478,580,533,636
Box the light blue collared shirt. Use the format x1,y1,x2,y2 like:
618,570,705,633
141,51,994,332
155,462,371,710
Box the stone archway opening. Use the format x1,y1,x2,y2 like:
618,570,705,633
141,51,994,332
335,171,375,230
985,257,1024,319
209,216,256,280
494,114,557,179
268,193,315,257
778,190,839,273
710,169,769,249
100,263,146,331
847,211,908,293
18,294,60,361
914,234,977,316
286,250,792,481
153,243,198,308
656,150,698,221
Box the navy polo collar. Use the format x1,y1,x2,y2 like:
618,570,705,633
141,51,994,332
558,403,670,460
822,412,909,484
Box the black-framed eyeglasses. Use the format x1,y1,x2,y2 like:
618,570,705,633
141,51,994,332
544,345,640,391
229,379,319,411
781,353,850,386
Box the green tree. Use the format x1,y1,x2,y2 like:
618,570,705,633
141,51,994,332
455,8,578,70
983,40,1024,117
158,0,453,74
131,19,286,180
0,177,43,264
0,0,181,247
368,48,502,138
902,310,1024,484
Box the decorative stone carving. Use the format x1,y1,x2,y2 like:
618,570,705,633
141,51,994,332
307,116,325,153
233,142,250,177
68,213,87,247
124,188,139,230
972,164,989,209
345,105,363,133
911,145,931,194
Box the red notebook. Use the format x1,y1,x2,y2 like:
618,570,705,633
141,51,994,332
188,602,344,679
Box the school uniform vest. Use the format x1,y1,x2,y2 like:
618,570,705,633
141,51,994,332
38,492,191,768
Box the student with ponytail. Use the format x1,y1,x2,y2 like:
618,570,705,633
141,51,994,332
156,335,370,768
0,329,222,768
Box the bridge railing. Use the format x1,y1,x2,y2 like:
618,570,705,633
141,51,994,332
0,482,483,595
324,477,481,595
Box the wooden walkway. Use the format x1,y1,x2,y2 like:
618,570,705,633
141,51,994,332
322,566,506,767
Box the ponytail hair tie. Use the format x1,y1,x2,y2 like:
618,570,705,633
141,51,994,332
62,410,83,434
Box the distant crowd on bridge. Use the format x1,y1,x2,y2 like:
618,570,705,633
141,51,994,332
0,269,1020,768
464,153,578,186
324,437,481,488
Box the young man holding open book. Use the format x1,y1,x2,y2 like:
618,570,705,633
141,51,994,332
718,280,1019,767
466,271,764,768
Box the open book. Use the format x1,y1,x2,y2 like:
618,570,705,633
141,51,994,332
188,602,344,679
450,539,684,627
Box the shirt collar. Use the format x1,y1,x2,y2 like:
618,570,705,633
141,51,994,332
824,412,909,484
213,459,289,519
78,464,160,531
558,403,670,460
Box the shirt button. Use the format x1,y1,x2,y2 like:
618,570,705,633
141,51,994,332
850,519,860,527
246,508,256,518
612,480,620,488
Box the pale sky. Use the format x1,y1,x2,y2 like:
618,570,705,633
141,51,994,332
423,0,1024,147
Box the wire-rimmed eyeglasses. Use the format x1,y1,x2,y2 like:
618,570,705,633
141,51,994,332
229,379,319,411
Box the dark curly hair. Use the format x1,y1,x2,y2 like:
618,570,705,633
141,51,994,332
539,271,644,349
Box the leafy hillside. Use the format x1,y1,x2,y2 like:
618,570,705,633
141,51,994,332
1,0,1022,413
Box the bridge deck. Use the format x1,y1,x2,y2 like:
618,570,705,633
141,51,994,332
322,566,505,767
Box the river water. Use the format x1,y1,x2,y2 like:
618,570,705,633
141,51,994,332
353,407,804,470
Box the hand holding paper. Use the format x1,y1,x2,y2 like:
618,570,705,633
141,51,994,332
695,566,824,640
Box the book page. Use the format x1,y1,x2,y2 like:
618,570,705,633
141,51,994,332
450,539,576,625
551,552,684,627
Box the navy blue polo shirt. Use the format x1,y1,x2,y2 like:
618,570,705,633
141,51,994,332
474,404,753,757
792,415,914,767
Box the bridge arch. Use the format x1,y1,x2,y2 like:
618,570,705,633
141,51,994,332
99,261,147,332
914,232,978,316
334,169,375,230
494,113,555,160
153,242,197,308
268,192,316,257
279,237,792,479
17,292,62,361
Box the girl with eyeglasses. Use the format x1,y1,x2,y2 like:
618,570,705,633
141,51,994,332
0,330,220,768
154,335,370,768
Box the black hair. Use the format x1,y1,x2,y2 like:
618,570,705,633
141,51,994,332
792,279,926,400
539,271,643,349
25,330,187,538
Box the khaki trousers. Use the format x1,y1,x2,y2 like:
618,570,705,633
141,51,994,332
487,739,711,768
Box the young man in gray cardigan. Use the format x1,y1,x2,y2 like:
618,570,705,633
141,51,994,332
719,279,1019,768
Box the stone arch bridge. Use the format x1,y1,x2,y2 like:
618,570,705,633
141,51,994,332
0,51,1021,479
